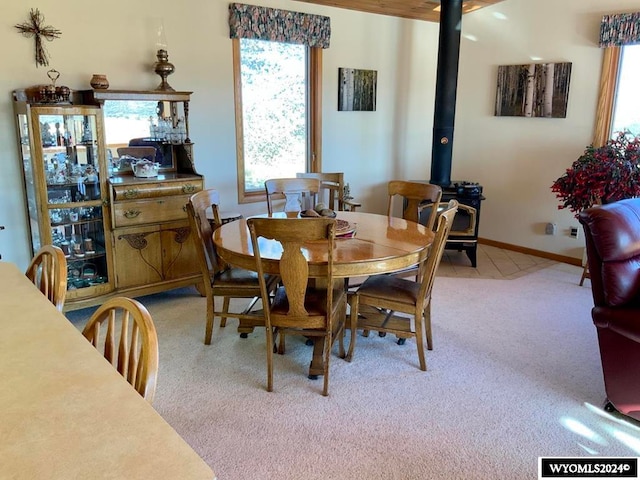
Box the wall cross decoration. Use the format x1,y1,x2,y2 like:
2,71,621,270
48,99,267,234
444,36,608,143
14,8,62,68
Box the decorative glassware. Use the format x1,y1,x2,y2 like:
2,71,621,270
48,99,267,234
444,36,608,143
284,191,302,217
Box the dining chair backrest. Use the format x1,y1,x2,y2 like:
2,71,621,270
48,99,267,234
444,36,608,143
82,296,159,404
187,189,224,279
265,177,321,215
296,172,345,211
247,216,345,395
248,216,336,325
418,200,458,301
25,244,67,312
387,180,443,229
296,172,362,212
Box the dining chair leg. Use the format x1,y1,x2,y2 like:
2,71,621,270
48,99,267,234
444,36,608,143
322,331,331,396
345,294,359,362
414,306,427,371
337,302,347,359
277,329,286,355
205,297,214,345
425,302,433,351
266,326,275,392
220,297,230,328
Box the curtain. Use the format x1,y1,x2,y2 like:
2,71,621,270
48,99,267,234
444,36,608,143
600,12,640,47
228,3,331,48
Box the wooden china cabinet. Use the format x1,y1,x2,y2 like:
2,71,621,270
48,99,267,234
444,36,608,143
13,87,203,311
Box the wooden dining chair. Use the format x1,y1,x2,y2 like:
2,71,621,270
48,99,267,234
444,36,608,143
387,180,443,228
25,244,67,312
347,200,458,370
247,216,348,396
379,180,445,286
187,189,278,344
296,172,361,212
82,297,159,404
264,177,321,215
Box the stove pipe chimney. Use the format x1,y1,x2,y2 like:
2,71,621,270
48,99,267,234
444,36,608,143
430,0,462,187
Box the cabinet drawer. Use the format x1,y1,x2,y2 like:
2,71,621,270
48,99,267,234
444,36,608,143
111,179,202,201
113,195,190,227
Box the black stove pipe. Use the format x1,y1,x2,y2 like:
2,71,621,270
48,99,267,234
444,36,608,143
430,0,463,187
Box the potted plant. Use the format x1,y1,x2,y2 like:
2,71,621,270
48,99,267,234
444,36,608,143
551,132,640,215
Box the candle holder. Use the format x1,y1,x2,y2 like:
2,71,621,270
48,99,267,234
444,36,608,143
153,49,175,91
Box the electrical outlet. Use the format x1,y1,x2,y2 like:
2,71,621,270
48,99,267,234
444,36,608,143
545,222,557,235
570,226,579,239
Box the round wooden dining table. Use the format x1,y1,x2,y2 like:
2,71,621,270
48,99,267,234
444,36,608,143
212,210,434,378
213,211,434,278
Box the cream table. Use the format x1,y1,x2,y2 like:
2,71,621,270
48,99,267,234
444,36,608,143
0,261,215,480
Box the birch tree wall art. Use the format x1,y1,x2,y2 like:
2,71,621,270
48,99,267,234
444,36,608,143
494,62,572,118
338,68,377,111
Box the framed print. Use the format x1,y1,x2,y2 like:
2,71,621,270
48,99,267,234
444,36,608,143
338,68,377,112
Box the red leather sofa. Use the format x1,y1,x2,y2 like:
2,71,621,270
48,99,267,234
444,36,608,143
579,198,640,420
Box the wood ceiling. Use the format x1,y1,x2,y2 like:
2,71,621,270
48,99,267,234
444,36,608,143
295,0,506,22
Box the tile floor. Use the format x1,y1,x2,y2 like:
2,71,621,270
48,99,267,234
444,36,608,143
437,243,560,280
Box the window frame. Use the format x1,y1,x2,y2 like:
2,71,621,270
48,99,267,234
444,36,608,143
232,38,323,204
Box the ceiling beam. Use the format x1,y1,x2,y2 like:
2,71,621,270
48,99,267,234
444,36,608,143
294,0,506,22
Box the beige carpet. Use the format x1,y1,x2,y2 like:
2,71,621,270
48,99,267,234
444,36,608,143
66,263,640,480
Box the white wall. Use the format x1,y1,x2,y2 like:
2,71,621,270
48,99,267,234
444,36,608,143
0,0,636,269
454,0,640,261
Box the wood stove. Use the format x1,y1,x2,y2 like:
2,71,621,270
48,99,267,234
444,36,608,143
418,181,484,267
415,181,484,267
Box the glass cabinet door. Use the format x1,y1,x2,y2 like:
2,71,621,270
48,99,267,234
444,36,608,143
30,107,110,293
16,113,40,254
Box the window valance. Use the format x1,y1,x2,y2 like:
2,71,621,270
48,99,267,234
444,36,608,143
600,12,640,47
228,3,331,48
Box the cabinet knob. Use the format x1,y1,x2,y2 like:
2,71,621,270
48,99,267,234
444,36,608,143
123,210,141,219
123,189,139,199
182,184,196,194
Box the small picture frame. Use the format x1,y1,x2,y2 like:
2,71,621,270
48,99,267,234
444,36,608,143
338,68,377,112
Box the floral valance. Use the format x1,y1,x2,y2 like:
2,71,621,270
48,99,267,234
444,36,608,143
600,12,640,47
228,3,330,48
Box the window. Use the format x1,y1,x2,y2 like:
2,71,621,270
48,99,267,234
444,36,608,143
611,44,640,137
594,12,640,145
227,3,330,202
233,38,322,203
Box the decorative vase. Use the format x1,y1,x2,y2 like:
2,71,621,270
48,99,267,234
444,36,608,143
90,74,109,90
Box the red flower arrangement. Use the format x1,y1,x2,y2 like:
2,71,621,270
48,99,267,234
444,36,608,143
551,132,640,215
